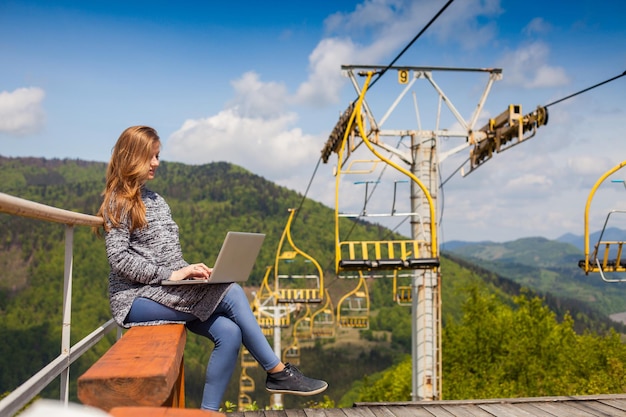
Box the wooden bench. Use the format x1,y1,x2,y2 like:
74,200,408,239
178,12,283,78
78,324,187,412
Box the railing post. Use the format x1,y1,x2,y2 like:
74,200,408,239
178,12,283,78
60,224,74,404
0,192,118,416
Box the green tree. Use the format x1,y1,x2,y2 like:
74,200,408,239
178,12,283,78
356,284,626,402
443,285,626,399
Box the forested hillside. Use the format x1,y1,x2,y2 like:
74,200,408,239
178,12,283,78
2,156,626,410
0,155,409,409
443,238,626,316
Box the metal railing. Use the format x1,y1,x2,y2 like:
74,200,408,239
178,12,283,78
0,192,118,417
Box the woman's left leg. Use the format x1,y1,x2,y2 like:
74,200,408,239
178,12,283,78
189,284,327,406
215,284,280,371
219,285,328,397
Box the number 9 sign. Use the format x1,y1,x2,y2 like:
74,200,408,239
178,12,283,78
398,69,409,85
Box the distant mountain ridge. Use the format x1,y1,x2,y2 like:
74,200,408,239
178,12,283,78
442,232,626,317
442,227,626,254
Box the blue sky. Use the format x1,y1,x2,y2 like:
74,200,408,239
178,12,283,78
1,0,625,243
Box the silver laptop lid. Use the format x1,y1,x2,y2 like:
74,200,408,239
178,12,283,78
208,231,265,283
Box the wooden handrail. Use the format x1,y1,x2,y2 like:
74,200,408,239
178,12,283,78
0,192,103,226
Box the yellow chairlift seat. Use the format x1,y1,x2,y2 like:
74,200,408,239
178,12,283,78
336,273,370,330
339,316,369,329
282,340,301,366
274,209,324,303
311,290,336,338
393,271,413,305
239,368,255,393
238,393,252,411
293,306,313,340
251,267,292,335
338,239,439,272
579,210,626,280
579,165,626,282
240,348,257,368
312,309,336,338
251,267,276,324
276,276,323,304
395,286,412,304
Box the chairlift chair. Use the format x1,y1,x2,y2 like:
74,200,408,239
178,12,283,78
578,162,626,282
336,273,370,329
274,209,324,303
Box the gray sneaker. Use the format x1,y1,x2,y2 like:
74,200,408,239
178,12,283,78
266,363,328,396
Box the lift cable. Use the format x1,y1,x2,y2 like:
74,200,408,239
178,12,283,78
292,156,323,225
442,69,626,191
333,1,455,244
438,69,626,247
441,156,470,188
292,1,456,225
368,0,455,90
545,70,626,108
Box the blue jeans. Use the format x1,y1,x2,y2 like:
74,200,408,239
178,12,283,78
126,284,280,411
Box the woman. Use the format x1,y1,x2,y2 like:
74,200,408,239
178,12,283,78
96,126,327,411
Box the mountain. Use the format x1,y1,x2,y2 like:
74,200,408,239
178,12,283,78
444,227,626,255
442,236,626,316
557,227,626,252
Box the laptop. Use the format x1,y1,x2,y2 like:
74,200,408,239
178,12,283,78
161,231,265,285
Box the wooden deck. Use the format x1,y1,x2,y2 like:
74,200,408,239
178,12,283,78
227,394,626,417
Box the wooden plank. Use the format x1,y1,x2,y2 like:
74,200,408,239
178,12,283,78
302,408,333,417
321,409,349,417
420,406,455,417
238,411,265,417
598,399,626,412
526,401,592,417
109,406,225,417
363,405,403,417
478,403,537,417
78,324,186,411
381,405,435,417
263,410,288,417
517,402,574,417
284,409,310,417
342,406,378,417
441,404,493,417
568,400,626,416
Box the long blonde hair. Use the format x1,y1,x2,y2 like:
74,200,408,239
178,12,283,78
96,126,160,233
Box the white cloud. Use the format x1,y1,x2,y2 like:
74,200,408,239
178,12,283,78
165,105,323,184
523,17,552,36
295,38,356,106
227,71,289,118
567,155,614,177
430,0,503,50
497,42,569,88
505,173,553,195
325,0,503,51
0,87,46,135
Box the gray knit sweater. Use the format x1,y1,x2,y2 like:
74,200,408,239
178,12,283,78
104,188,232,328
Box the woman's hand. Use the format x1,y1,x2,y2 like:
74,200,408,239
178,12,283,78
168,263,212,281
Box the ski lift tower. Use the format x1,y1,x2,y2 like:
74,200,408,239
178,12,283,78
324,64,548,400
